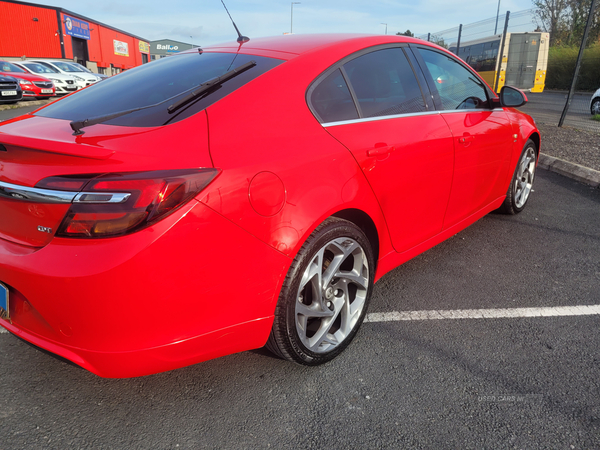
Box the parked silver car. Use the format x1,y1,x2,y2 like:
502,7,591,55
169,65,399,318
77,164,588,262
591,88,600,115
13,62,78,95
26,60,99,89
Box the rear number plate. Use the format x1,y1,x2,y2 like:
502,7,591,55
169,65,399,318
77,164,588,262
1,91,17,96
41,89,53,94
0,282,8,320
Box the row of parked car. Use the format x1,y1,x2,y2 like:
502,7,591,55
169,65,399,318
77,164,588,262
0,59,107,104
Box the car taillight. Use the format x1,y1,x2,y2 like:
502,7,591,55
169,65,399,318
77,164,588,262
36,169,220,238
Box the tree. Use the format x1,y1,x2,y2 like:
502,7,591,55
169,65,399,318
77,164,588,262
396,30,414,37
533,0,570,45
428,34,448,49
565,0,600,46
533,0,600,46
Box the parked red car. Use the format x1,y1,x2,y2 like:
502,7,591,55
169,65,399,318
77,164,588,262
0,34,539,378
0,60,55,99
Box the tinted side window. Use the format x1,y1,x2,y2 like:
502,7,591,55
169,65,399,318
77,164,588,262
310,69,359,123
417,48,489,111
344,48,426,118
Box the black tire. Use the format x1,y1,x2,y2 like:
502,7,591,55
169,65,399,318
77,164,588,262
498,139,537,215
591,98,600,116
266,217,375,365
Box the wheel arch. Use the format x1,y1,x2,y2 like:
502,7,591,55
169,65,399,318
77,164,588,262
332,208,380,269
528,131,540,156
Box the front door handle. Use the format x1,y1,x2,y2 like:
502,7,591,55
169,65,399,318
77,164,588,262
367,145,395,157
458,135,475,144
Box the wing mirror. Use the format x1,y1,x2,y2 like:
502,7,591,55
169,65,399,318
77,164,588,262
493,86,528,108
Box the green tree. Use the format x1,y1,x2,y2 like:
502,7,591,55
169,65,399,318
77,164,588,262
429,34,449,49
533,0,600,46
533,0,570,45
396,30,414,37
564,0,600,46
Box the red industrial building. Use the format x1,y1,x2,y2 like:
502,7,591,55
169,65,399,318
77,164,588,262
0,0,150,75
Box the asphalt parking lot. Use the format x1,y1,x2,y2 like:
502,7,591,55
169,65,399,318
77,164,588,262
521,90,599,134
1,165,599,448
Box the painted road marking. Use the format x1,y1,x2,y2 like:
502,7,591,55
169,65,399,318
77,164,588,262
2,305,599,335
365,305,600,323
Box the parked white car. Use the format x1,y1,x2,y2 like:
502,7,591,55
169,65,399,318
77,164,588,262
76,64,109,80
26,60,99,89
13,61,78,95
591,88,600,115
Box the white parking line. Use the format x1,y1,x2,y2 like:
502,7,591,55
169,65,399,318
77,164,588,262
2,305,599,335
365,305,600,323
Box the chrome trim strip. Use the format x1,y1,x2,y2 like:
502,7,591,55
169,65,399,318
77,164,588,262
0,181,76,203
323,110,440,127
322,108,503,128
438,109,503,115
73,192,130,204
0,181,130,204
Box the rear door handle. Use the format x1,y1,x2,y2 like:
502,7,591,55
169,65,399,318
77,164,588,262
367,145,395,157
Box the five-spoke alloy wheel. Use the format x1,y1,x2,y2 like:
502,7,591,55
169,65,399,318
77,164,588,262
498,139,537,214
267,218,374,365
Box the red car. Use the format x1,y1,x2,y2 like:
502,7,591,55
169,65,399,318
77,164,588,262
0,34,539,378
0,60,55,99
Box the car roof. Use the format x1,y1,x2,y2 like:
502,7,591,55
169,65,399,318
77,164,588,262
197,33,425,59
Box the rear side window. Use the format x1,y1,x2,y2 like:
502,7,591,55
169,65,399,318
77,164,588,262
308,46,426,123
310,69,358,123
35,52,284,127
343,48,426,118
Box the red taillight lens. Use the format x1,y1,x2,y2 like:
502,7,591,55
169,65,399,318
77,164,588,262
37,169,219,238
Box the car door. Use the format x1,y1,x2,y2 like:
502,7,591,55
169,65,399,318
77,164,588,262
411,46,513,228
308,46,455,253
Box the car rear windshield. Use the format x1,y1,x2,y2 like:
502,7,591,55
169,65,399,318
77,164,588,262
36,52,284,127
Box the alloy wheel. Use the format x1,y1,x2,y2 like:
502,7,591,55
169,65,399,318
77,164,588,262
514,146,536,209
295,237,369,353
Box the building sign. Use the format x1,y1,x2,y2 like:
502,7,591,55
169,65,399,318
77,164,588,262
139,41,150,53
63,14,91,40
156,43,179,52
114,40,129,57
150,40,193,58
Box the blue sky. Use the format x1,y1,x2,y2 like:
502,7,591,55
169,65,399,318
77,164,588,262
30,0,534,45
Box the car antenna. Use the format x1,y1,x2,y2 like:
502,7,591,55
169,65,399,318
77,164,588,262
220,0,249,43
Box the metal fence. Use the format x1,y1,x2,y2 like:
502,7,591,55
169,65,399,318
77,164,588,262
417,8,600,134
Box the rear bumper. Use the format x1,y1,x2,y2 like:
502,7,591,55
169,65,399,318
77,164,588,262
1,314,274,378
0,201,290,377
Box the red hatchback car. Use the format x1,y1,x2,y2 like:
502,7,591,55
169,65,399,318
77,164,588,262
0,60,55,99
0,34,539,378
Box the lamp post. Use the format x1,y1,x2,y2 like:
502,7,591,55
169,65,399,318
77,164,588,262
494,0,501,34
381,23,388,35
291,2,300,34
